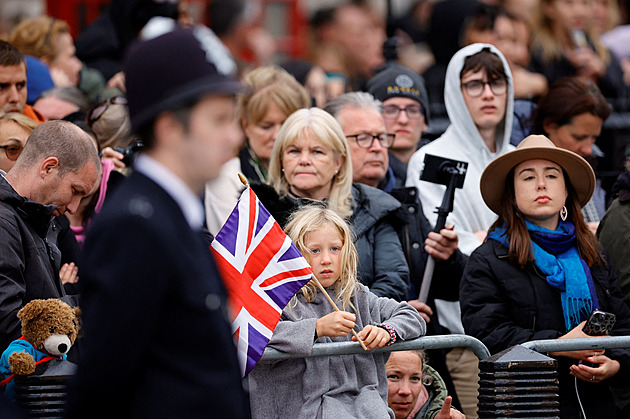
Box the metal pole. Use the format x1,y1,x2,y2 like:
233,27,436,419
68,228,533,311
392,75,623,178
260,334,490,362
522,336,630,353
418,169,458,302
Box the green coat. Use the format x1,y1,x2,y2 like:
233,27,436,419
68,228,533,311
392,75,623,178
416,365,449,419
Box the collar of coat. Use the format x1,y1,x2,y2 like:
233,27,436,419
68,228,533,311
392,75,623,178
0,176,55,238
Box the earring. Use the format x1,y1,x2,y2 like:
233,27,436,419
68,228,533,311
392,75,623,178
281,168,285,173
560,206,568,221
335,170,338,174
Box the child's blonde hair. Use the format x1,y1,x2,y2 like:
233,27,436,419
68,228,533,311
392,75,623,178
284,205,358,310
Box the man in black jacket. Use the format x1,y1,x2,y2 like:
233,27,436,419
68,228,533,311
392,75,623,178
66,26,249,418
0,120,100,352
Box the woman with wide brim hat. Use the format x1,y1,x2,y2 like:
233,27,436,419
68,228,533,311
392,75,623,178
460,134,630,418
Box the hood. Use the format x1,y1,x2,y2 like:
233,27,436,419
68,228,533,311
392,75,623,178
444,43,514,160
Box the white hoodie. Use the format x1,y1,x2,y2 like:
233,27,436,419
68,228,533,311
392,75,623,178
407,43,515,257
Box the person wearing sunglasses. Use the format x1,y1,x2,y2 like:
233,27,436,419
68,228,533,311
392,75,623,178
0,112,36,173
406,43,515,419
367,64,431,188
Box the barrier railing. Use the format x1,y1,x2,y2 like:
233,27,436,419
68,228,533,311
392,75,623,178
261,334,630,363
260,334,491,362
522,335,630,353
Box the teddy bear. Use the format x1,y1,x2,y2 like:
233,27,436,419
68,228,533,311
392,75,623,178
0,298,80,401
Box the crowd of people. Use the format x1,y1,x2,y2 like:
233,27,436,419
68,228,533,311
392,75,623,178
1,0,630,418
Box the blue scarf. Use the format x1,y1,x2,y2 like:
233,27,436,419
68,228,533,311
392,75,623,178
488,220,599,331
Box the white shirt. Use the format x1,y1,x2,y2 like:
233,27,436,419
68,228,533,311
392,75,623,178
134,153,205,230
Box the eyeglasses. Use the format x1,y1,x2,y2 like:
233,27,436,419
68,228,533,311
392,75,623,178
345,132,395,149
0,144,23,161
382,105,424,120
461,78,507,97
87,96,128,127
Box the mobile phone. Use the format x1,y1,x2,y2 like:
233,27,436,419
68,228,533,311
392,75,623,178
583,310,616,336
571,29,588,49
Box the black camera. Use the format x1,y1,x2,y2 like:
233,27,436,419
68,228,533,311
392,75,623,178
114,140,143,166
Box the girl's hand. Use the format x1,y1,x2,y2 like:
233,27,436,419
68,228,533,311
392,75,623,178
316,311,356,338
59,262,79,285
353,325,390,350
569,355,620,383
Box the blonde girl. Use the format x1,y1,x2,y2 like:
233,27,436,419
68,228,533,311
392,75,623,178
248,206,424,419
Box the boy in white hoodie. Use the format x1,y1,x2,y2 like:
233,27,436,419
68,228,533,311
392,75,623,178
406,43,515,418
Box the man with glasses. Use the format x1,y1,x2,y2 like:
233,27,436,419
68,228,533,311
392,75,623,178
325,91,467,411
330,94,394,188
406,44,515,419
367,64,431,187
0,120,99,352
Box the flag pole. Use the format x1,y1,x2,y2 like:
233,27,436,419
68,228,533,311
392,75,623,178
310,276,369,351
238,174,368,350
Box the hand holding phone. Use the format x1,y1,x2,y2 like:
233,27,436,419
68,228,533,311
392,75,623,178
571,29,588,49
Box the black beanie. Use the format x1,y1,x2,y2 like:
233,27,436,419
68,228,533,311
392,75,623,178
366,64,430,124
125,25,241,133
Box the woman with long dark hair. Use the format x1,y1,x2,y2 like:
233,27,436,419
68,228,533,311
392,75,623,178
461,135,630,417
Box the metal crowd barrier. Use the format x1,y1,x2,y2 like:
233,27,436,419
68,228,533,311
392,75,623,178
260,334,491,362
260,335,630,362
522,335,630,353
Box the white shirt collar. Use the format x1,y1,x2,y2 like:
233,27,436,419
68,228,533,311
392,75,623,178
134,153,205,230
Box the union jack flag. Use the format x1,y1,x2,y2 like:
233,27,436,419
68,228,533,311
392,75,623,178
210,186,313,376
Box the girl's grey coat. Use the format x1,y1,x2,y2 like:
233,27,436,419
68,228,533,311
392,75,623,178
249,284,425,419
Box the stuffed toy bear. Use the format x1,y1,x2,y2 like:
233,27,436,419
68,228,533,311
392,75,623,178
0,298,80,401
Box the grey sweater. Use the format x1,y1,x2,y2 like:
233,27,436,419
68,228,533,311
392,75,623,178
249,284,425,419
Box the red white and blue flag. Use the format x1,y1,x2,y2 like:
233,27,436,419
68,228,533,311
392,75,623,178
211,186,313,376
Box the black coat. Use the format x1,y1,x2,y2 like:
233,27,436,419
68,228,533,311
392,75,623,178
0,176,66,352
461,239,630,418
66,172,248,418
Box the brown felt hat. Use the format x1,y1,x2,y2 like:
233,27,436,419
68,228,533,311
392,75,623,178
481,135,595,215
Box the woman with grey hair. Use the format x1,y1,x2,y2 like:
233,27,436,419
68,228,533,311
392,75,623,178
251,107,410,301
